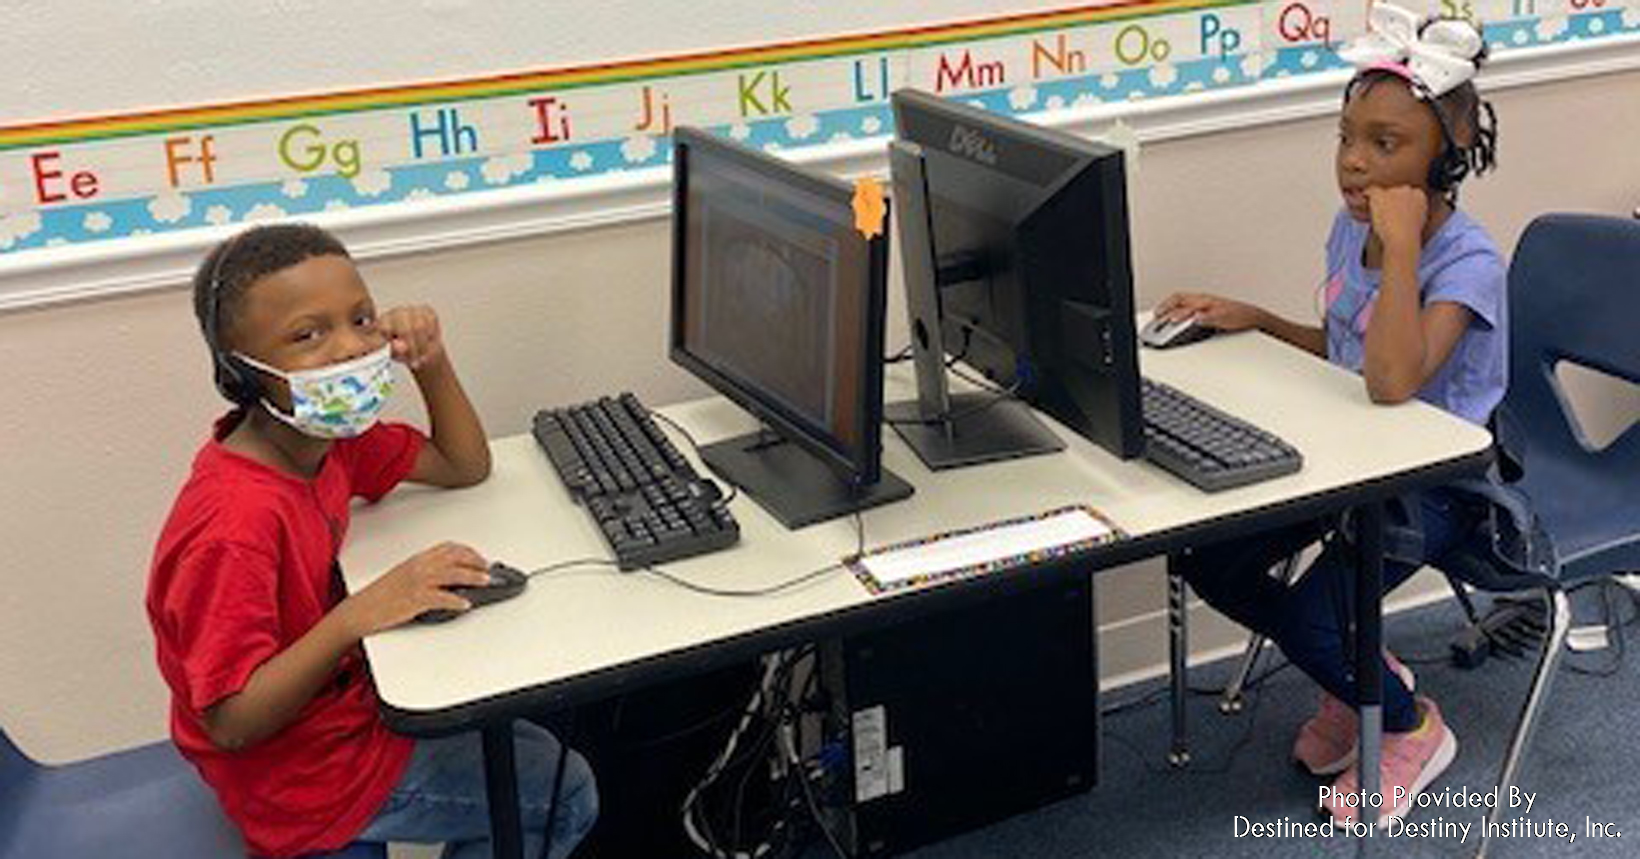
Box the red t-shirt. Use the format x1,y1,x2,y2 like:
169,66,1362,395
147,414,426,858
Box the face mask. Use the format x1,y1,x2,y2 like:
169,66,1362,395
235,345,395,439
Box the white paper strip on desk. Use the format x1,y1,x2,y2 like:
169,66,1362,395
857,507,1114,589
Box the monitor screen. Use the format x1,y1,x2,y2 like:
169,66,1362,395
890,89,1144,461
670,127,891,489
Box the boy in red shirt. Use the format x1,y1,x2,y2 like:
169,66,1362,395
147,223,596,858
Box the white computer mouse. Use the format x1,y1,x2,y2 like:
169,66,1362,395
1139,314,1217,349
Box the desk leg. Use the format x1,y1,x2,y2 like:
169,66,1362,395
1353,504,1385,835
1166,556,1190,768
483,722,527,859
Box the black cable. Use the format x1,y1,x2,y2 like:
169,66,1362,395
523,558,621,579
944,325,974,368
645,563,844,598
701,646,814,859
1098,659,1295,717
644,510,865,598
543,742,567,854
882,377,1022,428
1396,651,1453,666
618,695,747,751
796,747,850,859
731,648,808,850
730,679,787,848
1104,661,1279,778
647,408,740,506
884,343,914,364
688,651,799,859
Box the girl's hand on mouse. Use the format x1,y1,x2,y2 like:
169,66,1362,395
1364,186,1428,257
378,305,447,371
339,541,491,635
1154,293,1266,332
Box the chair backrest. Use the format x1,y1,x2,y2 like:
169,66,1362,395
1496,213,1640,577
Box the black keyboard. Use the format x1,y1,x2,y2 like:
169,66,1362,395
1141,378,1302,492
532,393,740,570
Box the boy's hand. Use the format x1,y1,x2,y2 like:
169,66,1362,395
1154,293,1266,332
340,542,491,635
378,305,447,371
1364,186,1428,256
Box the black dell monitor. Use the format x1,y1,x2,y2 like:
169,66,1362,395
886,88,1144,468
670,127,913,529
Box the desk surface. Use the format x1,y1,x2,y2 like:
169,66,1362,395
342,330,1491,731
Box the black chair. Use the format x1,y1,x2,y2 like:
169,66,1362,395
1441,213,1640,857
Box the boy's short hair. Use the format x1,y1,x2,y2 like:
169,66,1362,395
193,223,351,402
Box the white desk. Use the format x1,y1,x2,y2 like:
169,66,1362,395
342,328,1492,856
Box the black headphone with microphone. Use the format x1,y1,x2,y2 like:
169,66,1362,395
1424,103,1470,198
202,233,266,406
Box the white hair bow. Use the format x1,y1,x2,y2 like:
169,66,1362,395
1338,2,1483,98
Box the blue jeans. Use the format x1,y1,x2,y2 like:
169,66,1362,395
357,721,598,859
1178,490,1475,733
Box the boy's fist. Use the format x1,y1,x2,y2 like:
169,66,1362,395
378,305,446,371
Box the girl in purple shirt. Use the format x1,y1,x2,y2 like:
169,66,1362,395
1153,5,1503,831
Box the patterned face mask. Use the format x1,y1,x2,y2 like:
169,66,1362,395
235,345,395,439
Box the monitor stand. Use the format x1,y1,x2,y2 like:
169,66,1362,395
700,432,914,530
884,395,1064,471
886,139,1064,472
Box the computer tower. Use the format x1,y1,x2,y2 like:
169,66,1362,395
816,573,1098,856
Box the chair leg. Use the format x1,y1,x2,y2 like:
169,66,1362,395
1476,587,1571,859
1167,559,1190,767
1218,554,1302,715
1218,633,1268,716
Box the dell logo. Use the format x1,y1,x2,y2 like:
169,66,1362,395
948,125,998,165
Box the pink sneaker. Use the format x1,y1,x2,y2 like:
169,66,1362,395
1292,651,1417,776
1320,697,1458,829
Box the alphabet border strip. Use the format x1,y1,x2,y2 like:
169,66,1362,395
0,1,1632,256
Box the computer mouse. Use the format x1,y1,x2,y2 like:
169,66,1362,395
414,561,529,624
1139,314,1217,349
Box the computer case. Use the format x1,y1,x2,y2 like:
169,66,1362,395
817,573,1098,856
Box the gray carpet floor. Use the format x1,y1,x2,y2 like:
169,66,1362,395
865,589,1640,859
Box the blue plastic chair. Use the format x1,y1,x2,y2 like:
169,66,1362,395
0,728,386,859
1436,213,1640,857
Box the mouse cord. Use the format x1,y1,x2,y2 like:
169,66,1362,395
523,558,622,579
642,510,866,598
647,408,740,506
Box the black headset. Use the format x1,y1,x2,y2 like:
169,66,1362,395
202,232,265,406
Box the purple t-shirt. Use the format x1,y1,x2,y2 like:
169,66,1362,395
1322,207,1507,425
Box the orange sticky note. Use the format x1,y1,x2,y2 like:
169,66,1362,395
853,178,887,239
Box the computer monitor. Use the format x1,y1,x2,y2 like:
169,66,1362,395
886,89,1145,468
670,127,913,529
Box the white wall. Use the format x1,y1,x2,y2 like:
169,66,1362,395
5,67,1638,763
5,0,1096,123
